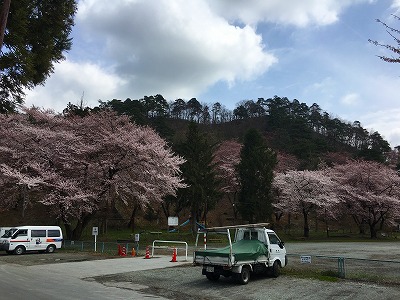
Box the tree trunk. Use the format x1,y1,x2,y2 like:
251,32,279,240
352,215,366,235
63,213,93,240
161,202,170,219
191,209,197,235
303,209,310,238
274,211,283,222
127,205,139,233
369,224,377,239
64,223,72,240
0,0,11,50
227,193,238,221
19,184,28,218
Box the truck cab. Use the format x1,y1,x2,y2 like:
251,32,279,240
194,223,287,284
235,227,286,267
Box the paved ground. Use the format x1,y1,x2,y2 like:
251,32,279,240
94,264,400,300
285,242,400,260
0,255,189,300
1,242,400,299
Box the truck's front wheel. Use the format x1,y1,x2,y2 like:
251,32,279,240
271,261,281,278
205,272,220,281
237,267,250,285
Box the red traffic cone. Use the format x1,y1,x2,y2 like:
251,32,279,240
121,246,127,256
170,247,177,262
117,244,122,256
144,245,151,259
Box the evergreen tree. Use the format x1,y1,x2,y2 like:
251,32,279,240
0,0,77,113
237,128,277,223
176,122,220,233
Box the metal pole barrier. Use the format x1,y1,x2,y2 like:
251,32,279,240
338,257,346,278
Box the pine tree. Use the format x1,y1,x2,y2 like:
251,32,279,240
237,128,277,223
0,0,77,113
176,122,220,233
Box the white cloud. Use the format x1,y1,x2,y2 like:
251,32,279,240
392,0,400,10
25,60,125,112
75,0,277,100
205,0,373,27
340,93,360,106
361,109,400,147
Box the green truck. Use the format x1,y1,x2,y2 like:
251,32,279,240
193,223,287,284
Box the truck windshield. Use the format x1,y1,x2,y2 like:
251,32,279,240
1,228,17,238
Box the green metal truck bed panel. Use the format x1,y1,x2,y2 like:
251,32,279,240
195,239,268,261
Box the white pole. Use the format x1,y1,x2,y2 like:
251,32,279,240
94,234,97,252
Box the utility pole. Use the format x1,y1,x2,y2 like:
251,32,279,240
0,0,11,50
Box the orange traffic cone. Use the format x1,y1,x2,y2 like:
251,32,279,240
131,247,136,257
144,245,151,259
170,247,177,262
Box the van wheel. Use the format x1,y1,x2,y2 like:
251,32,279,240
46,244,56,253
237,267,250,285
271,261,281,278
14,245,25,255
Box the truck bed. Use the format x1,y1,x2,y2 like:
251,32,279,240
194,239,268,262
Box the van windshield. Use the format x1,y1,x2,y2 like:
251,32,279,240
1,228,17,238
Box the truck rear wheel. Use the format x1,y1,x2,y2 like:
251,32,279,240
206,272,220,281
237,267,250,285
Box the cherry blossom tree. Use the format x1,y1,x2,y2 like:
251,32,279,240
275,151,300,172
213,139,242,220
332,160,400,238
273,170,340,237
0,109,186,239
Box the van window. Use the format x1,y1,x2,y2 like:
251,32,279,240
48,230,61,237
31,230,46,237
14,229,28,238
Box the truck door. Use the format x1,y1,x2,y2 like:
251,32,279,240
267,233,285,262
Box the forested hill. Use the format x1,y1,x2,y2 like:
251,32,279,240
65,94,392,168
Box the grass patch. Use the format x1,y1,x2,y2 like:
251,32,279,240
282,267,340,282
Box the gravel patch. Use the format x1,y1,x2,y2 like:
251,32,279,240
94,264,400,300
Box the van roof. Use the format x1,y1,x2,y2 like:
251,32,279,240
11,226,61,229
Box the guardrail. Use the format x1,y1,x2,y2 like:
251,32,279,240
151,240,188,261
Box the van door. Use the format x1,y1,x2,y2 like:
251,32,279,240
11,229,29,251
29,229,47,251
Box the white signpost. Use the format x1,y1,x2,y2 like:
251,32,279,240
300,255,312,264
168,217,179,226
134,233,140,242
92,227,99,252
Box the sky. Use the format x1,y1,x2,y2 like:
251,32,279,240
25,0,400,147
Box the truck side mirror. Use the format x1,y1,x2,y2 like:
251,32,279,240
278,241,285,249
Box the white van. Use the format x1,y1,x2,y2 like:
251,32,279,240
0,226,63,255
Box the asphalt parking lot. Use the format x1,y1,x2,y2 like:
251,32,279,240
1,242,400,299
